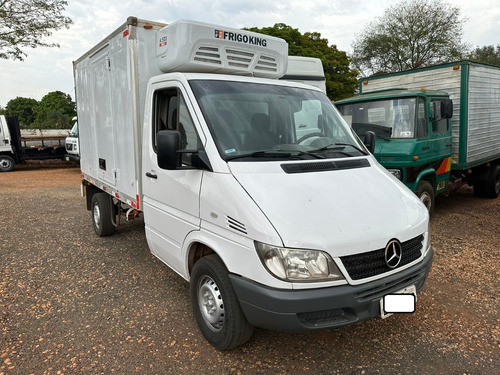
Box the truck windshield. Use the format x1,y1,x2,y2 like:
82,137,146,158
189,80,366,161
337,98,420,139
69,123,78,137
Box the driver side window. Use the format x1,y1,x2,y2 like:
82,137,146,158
153,88,201,165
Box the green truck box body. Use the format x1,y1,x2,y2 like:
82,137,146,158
350,61,500,171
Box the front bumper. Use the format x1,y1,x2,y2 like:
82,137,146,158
230,247,433,332
64,154,80,162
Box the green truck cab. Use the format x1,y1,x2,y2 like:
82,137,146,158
335,61,500,215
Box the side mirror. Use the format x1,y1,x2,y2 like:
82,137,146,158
157,130,181,170
441,99,453,119
191,150,213,171
364,130,376,153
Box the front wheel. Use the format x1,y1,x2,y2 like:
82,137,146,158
416,180,435,216
190,255,254,350
0,155,15,172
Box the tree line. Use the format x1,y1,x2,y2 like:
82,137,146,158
1,0,499,106
0,91,76,129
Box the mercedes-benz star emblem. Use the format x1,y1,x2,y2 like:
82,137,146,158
385,240,403,269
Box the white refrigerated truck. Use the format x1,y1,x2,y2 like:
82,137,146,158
74,17,433,350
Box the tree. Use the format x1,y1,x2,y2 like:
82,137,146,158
245,24,359,100
469,45,500,66
0,0,72,61
33,91,75,129
4,96,39,127
352,0,469,75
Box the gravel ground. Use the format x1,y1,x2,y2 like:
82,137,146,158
1,163,499,374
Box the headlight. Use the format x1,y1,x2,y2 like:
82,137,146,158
255,242,345,282
388,168,402,180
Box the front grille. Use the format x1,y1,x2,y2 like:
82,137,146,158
341,235,424,280
355,267,428,302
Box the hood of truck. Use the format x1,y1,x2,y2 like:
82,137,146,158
229,157,428,257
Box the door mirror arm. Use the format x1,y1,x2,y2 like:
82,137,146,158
157,130,212,171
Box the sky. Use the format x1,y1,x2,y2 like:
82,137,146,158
0,0,499,107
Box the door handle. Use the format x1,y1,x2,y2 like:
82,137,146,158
146,172,157,179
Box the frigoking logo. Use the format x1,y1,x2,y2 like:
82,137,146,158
214,29,267,47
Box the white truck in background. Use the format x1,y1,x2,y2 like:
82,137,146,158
64,116,80,162
0,115,68,172
75,17,433,350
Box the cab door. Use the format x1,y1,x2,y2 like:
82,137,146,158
428,97,453,192
142,82,204,277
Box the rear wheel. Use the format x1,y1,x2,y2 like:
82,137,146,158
190,255,254,350
0,155,15,172
486,165,500,198
416,180,435,216
473,165,500,199
91,193,116,237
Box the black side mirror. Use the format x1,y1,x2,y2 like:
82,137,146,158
364,130,376,153
157,130,181,170
191,150,213,171
441,99,453,119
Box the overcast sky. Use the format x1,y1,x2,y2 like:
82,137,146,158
1,0,499,107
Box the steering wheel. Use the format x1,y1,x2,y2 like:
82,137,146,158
296,132,325,145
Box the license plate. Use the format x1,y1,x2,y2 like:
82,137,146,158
380,285,417,319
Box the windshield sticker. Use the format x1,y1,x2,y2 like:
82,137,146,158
224,148,236,154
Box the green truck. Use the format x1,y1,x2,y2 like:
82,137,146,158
335,61,500,214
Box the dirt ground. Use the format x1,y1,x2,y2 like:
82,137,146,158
1,162,499,375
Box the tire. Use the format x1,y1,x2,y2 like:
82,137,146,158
91,193,116,237
0,155,15,172
473,165,500,199
473,180,488,198
190,255,254,350
486,165,500,199
416,180,435,216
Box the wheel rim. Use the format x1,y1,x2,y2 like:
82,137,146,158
197,275,225,332
0,158,12,169
420,192,432,211
93,204,101,227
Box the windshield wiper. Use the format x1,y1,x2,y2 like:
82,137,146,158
333,143,368,155
305,143,368,156
226,150,295,161
295,150,326,159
